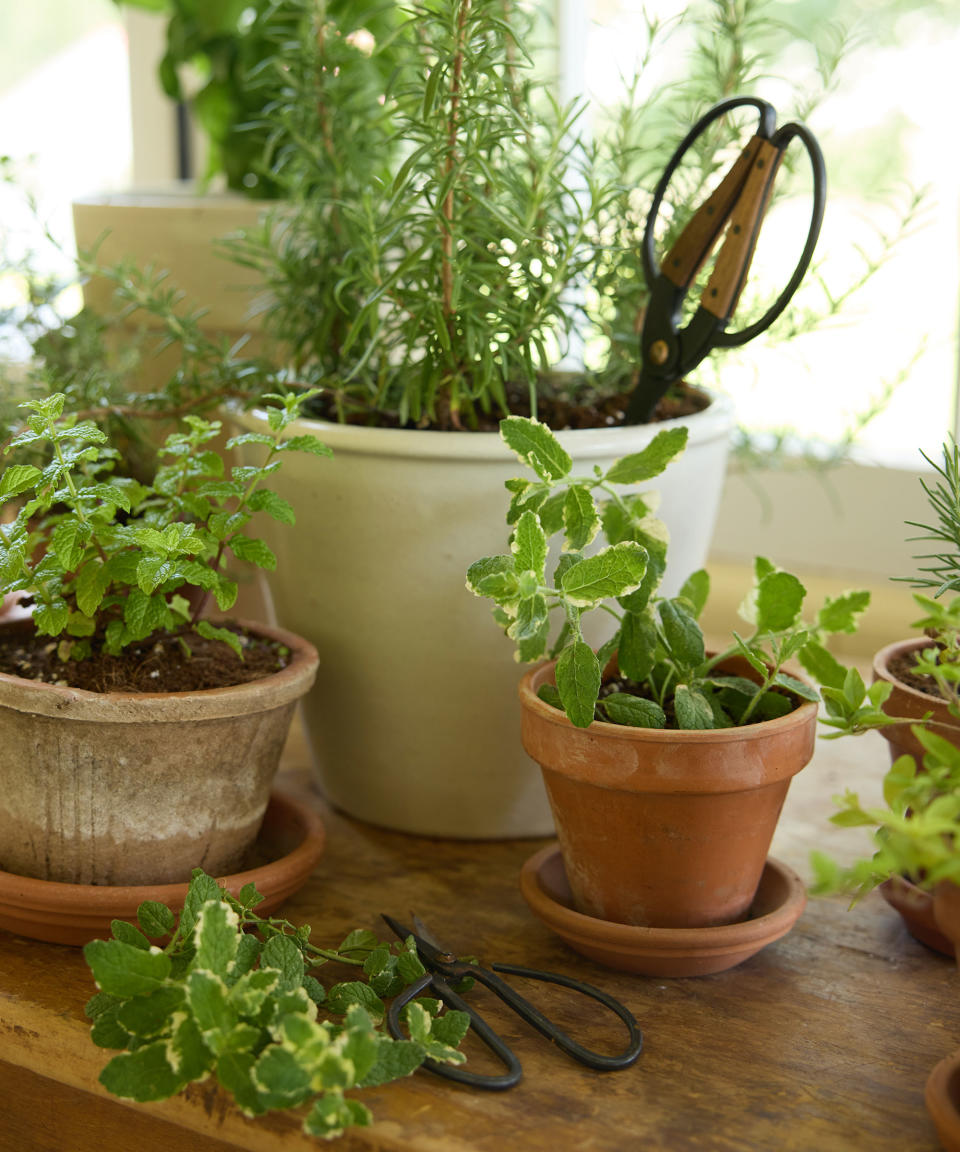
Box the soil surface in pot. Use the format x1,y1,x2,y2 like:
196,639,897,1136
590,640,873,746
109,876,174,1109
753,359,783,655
304,378,709,432
0,622,289,693
887,648,941,697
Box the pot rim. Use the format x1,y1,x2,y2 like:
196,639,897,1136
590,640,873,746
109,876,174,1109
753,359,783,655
518,658,819,745
230,389,735,464
0,617,318,723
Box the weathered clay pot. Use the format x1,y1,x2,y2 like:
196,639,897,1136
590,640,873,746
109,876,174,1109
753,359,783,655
873,638,960,766
0,619,318,886
519,659,818,929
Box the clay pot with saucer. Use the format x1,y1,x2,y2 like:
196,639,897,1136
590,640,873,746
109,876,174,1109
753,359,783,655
517,658,817,974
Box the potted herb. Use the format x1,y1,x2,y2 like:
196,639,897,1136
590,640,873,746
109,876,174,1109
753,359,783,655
83,869,468,1140
810,438,960,952
467,415,868,932
0,389,327,886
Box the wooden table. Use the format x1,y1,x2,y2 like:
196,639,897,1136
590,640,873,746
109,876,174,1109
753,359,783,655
0,722,956,1152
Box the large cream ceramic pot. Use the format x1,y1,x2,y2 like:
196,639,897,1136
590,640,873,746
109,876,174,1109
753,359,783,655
231,395,734,837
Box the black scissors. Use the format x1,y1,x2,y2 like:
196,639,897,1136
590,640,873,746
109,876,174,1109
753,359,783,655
382,914,643,1091
625,95,827,424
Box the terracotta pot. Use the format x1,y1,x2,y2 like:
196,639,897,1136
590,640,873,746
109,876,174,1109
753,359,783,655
0,618,318,886
934,882,960,971
231,394,735,838
881,875,955,957
873,638,960,765
519,660,818,930
926,1048,960,1152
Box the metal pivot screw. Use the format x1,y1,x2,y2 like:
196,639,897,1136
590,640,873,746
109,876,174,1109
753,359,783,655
649,339,670,366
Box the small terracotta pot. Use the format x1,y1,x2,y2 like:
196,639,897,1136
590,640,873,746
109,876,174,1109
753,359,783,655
934,882,960,971
873,638,960,766
519,660,818,930
0,618,318,886
881,875,955,957
926,1048,960,1152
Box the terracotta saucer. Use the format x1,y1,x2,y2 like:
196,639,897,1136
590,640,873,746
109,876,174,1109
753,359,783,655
519,845,807,977
880,875,955,957
926,1048,960,1152
0,789,325,947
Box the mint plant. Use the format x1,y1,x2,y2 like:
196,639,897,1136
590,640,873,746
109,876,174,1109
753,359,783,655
84,871,468,1141
467,416,869,729
0,390,329,664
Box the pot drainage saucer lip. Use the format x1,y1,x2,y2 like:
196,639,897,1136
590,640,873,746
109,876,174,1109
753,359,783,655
519,845,806,978
0,789,325,948
926,1047,960,1152
880,875,955,958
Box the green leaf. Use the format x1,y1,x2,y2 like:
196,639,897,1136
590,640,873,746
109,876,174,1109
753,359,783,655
674,685,717,730
562,485,600,552
466,554,515,595
84,939,172,998
193,901,240,977
123,588,171,641
772,672,820,703
90,1004,131,1050
325,982,385,1024
604,426,689,484
52,519,90,571
0,464,41,502
116,986,186,1039
500,416,572,481
32,598,70,636
755,571,806,633
304,1096,372,1139
277,434,332,457
817,590,871,635
195,620,244,658
560,542,647,606
252,1046,312,1106
658,600,705,669
797,639,848,690
110,920,151,950
599,693,666,728
180,873,225,937
186,970,237,1037
246,488,296,525
555,641,601,729
98,1042,185,1103
359,1038,424,1087
228,536,277,570
537,684,563,710
75,559,111,617
511,510,547,579
617,611,658,683
218,1051,265,1117
260,934,305,993
678,570,710,618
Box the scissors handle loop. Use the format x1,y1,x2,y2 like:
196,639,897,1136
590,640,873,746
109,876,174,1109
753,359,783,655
387,963,643,1091
626,96,826,425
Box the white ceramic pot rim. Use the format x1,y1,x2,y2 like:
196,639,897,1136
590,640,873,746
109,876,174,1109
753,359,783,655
0,619,318,724
519,658,819,747
233,391,735,464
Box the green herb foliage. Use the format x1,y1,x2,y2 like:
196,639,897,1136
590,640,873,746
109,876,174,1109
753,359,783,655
467,415,869,728
0,389,328,661
84,871,468,1140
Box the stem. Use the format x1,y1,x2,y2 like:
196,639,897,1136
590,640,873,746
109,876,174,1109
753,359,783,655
440,0,469,323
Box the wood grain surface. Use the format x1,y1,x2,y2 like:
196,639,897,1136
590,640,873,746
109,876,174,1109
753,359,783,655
0,722,955,1152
